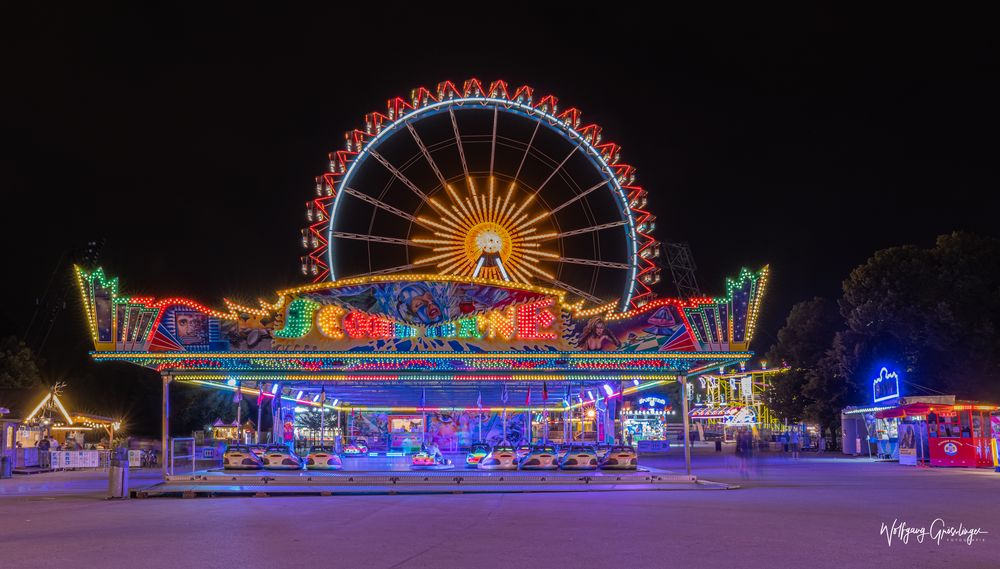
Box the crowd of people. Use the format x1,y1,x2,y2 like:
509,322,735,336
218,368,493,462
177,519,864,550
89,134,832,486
732,427,825,479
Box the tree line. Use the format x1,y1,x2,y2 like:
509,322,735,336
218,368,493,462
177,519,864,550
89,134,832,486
765,232,1000,442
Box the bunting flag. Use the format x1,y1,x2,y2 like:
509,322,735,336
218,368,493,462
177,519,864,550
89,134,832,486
501,383,509,403
563,386,570,407
320,386,326,404
476,390,482,410
542,382,549,402
257,385,265,406
419,388,426,410
233,382,242,403
525,385,531,406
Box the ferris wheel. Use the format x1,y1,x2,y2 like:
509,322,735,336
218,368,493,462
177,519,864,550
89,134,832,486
300,79,661,310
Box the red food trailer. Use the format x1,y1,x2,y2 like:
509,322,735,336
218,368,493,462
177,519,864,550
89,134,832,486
876,403,998,468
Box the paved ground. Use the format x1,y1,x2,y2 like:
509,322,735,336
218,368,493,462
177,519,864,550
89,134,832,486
1,446,997,568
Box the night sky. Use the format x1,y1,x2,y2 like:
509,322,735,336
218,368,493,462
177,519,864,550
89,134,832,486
1,7,996,428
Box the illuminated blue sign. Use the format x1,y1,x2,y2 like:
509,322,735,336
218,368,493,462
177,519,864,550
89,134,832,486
872,367,900,403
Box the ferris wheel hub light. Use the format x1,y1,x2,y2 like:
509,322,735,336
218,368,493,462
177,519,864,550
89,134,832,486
475,230,503,254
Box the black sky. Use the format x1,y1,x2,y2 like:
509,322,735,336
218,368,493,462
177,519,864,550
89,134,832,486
1,5,997,379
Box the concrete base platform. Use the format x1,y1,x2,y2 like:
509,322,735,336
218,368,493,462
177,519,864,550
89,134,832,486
137,466,728,497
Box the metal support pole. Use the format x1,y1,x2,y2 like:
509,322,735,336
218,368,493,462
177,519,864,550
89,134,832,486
161,374,171,478
235,388,242,443
680,375,692,476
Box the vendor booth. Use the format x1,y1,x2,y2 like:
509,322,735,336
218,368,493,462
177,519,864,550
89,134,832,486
0,388,121,472
854,398,999,468
878,403,999,468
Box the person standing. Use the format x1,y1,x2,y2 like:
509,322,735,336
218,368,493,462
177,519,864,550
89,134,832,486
37,436,51,468
735,428,749,480
790,428,801,460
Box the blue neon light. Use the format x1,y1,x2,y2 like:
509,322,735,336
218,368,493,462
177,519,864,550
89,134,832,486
872,367,900,403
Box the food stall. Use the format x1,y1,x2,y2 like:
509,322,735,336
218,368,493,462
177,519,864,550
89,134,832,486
875,401,998,468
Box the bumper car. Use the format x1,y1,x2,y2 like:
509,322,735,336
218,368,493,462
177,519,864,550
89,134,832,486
595,444,612,462
465,443,490,467
559,445,599,470
515,445,531,461
342,439,369,456
519,444,559,470
262,445,304,470
601,445,638,470
223,445,263,470
410,452,455,470
305,446,343,470
557,444,575,461
478,444,518,470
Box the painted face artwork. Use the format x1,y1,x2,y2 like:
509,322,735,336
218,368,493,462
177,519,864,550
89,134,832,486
396,284,444,325
175,312,207,344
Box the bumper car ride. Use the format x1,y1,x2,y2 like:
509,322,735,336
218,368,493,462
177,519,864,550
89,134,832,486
306,448,343,470
479,446,518,470
600,446,638,470
342,442,368,456
223,446,263,470
560,447,599,470
410,452,454,470
519,446,559,470
262,446,304,470
466,444,490,467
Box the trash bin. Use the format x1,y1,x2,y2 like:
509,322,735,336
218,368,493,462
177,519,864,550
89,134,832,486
0,455,11,479
107,447,129,499
714,439,722,452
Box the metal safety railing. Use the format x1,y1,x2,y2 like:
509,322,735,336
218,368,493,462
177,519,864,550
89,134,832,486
168,438,196,476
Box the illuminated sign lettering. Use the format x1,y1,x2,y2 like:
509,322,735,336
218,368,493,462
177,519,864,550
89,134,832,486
638,396,667,407
872,367,900,403
278,298,559,342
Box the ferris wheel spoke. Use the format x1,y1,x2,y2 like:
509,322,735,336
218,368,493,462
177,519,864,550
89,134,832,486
513,122,540,183
367,149,431,203
342,187,434,230
353,263,428,278
407,123,448,190
534,220,627,240
330,232,433,249
489,106,498,177
531,144,580,198
536,276,604,305
546,179,611,217
505,262,534,284
449,109,471,183
556,257,631,270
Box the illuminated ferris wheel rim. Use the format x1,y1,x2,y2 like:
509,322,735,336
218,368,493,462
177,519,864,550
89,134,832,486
307,80,661,311
328,97,638,289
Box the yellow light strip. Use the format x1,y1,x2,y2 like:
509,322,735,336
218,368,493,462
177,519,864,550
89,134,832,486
52,394,74,425
25,394,52,422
